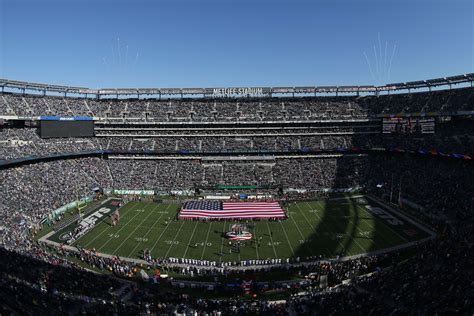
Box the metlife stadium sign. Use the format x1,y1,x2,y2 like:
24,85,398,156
211,87,265,97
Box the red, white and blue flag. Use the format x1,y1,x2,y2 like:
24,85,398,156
178,200,286,220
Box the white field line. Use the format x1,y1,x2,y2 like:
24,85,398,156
288,209,306,240
294,202,331,254
110,203,158,254
149,216,176,253
366,195,436,238
219,222,227,263
164,221,185,258
81,202,142,249
183,221,199,258
279,221,294,254
308,201,366,255
327,195,364,202
98,203,154,252
354,205,403,247
303,201,350,253
265,221,278,258
253,224,260,260
200,222,213,260
318,201,390,251
38,195,437,271
40,235,435,271
348,200,410,244
126,203,172,258
66,198,122,244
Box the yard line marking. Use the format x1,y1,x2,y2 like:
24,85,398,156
336,196,406,252
337,202,379,253
149,213,176,253
81,202,142,249
253,224,259,260
288,208,306,239
318,200,388,251
99,203,155,252
238,236,242,262
219,222,226,263
126,203,172,258
295,202,316,230
73,200,131,246
200,222,213,260
183,221,199,258
354,205,393,248
310,201,366,255
279,221,294,254
294,202,331,255
328,195,393,247
308,201,354,254
110,203,158,255
164,221,185,258
265,221,278,258
357,204,409,244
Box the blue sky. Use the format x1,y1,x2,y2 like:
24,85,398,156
0,0,472,88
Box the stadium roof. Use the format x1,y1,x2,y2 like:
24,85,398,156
0,73,472,97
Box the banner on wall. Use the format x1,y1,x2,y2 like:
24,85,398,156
44,196,93,223
112,189,155,195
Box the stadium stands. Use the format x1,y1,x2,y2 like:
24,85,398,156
0,79,473,314
1,86,473,119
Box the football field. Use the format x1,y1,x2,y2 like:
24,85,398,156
47,195,433,262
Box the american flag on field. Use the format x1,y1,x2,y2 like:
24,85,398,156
178,200,286,220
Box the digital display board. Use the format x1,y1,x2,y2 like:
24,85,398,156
382,118,435,134
39,121,94,138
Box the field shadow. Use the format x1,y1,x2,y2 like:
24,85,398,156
291,131,388,259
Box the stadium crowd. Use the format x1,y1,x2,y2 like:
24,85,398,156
1,223,471,314
1,86,473,119
0,150,472,313
0,86,473,314
1,119,472,161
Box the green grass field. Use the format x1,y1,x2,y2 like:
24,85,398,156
47,195,432,262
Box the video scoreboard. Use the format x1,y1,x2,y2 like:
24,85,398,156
382,117,435,134
39,120,94,138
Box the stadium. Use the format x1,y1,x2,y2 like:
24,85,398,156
1,73,473,314
0,1,473,315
